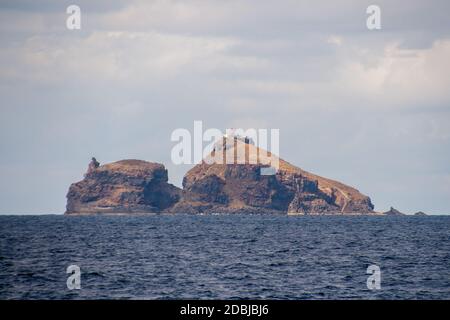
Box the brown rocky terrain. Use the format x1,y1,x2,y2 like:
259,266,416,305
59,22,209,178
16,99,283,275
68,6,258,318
171,138,375,215
66,139,376,215
66,160,180,214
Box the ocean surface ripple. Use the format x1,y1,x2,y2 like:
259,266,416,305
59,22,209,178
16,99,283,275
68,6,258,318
0,215,449,299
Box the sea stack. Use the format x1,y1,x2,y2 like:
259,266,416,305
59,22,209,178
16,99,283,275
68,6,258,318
382,207,405,215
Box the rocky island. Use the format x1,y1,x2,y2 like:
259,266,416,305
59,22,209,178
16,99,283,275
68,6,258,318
66,137,380,215
382,207,405,216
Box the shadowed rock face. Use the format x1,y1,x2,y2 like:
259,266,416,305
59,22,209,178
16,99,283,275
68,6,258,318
171,139,375,215
175,163,374,215
66,160,180,214
66,142,375,215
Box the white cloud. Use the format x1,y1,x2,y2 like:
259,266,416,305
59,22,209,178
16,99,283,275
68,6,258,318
0,31,272,86
235,80,303,95
327,35,343,46
334,40,450,107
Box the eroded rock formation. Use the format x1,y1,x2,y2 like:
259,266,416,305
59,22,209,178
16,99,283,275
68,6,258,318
382,207,405,215
171,140,374,215
66,160,180,214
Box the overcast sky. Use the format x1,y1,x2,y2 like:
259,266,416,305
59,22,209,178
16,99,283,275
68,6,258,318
1,0,449,214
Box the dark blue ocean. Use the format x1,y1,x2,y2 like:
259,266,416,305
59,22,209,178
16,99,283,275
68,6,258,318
0,215,449,300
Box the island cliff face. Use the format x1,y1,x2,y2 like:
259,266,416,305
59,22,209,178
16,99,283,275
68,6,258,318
174,163,374,215
66,160,180,214
66,141,375,215
171,140,374,215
